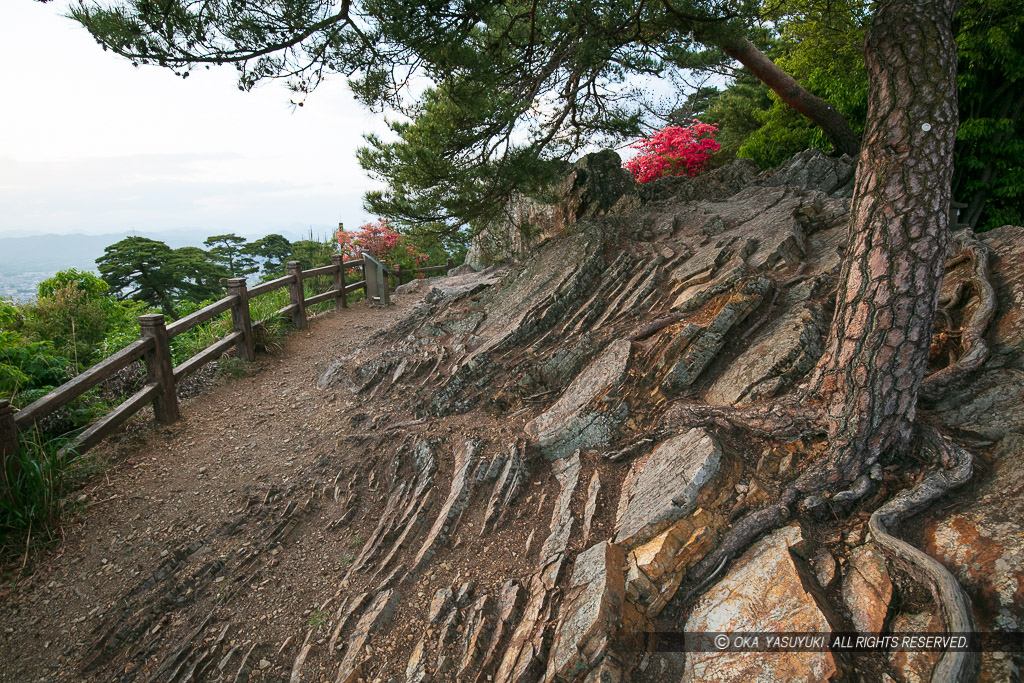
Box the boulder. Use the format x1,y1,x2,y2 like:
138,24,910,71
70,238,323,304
757,148,856,196
614,428,722,548
683,524,837,682
525,339,632,460
888,611,943,683
466,150,636,268
625,511,720,618
705,279,825,405
932,368,1024,440
979,224,1024,365
545,541,627,681
841,543,892,633
922,433,1024,633
637,158,761,205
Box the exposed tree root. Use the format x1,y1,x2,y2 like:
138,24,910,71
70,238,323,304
662,396,823,441
670,405,979,683
920,232,996,401
869,424,978,683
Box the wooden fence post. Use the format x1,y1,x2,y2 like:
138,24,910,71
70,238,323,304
1,398,17,457
139,314,180,425
445,257,454,275
331,254,347,309
226,278,256,362
0,399,19,491
378,262,391,306
286,261,308,329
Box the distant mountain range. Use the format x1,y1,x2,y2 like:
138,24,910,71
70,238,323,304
0,227,336,301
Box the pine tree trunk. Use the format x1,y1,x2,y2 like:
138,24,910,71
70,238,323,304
805,0,962,480
719,36,862,157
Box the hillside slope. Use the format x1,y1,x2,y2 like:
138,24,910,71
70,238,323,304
2,150,1022,682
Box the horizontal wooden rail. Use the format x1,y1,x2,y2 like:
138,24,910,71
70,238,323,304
304,290,338,307
248,274,295,297
173,331,243,381
394,257,456,284
303,263,336,277
14,337,154,429
0,250,432,465
166,296,238,338
60,382,160,457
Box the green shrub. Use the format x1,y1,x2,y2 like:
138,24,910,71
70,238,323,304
0,431,76,552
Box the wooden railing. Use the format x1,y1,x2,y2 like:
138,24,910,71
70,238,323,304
393,257,455,285
0,254,383,463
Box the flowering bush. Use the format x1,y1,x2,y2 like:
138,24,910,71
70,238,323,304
623,122,721,183
336,218,430,274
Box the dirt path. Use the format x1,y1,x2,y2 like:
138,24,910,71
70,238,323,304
0,296,422,681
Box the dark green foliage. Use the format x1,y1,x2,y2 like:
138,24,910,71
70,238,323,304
290,238,335,270
246,233,293,277
204,234,259,278
0,332,74,406
689,0,869,168
952,0,1024,231
688,72,774,167
96,237,229,314
96,237,179,314
170,246,230,302
17,271,146,371
36,269,109,300
696,0,1021,230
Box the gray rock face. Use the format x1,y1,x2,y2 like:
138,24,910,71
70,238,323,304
545,541,627,682
467,150,637,269
540,451,582,561
662,277,771,393
614,428,721,548
638,158,761,205
683,524,837,682
758,148,856,196
979,224,1024,365
525,339,632,460
705,280,827,406
923,432,1024,634
841,543,892,633
933,368,1024,440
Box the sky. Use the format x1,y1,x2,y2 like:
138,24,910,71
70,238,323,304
0,1,391,239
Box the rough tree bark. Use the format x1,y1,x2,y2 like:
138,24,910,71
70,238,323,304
801,0,962,487
674,4,980,679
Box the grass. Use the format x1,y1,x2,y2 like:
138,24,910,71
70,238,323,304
0,430,77,559
307,609,330,628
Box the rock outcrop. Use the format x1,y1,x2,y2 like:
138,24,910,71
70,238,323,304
682,524,838,682
22,148,1024,683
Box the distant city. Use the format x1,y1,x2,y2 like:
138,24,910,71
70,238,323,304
0,271,66,302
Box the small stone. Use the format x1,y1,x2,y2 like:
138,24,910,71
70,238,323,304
811,550,837,588
259,659,271,669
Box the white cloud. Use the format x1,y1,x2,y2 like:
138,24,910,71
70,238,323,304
0,1,389,237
